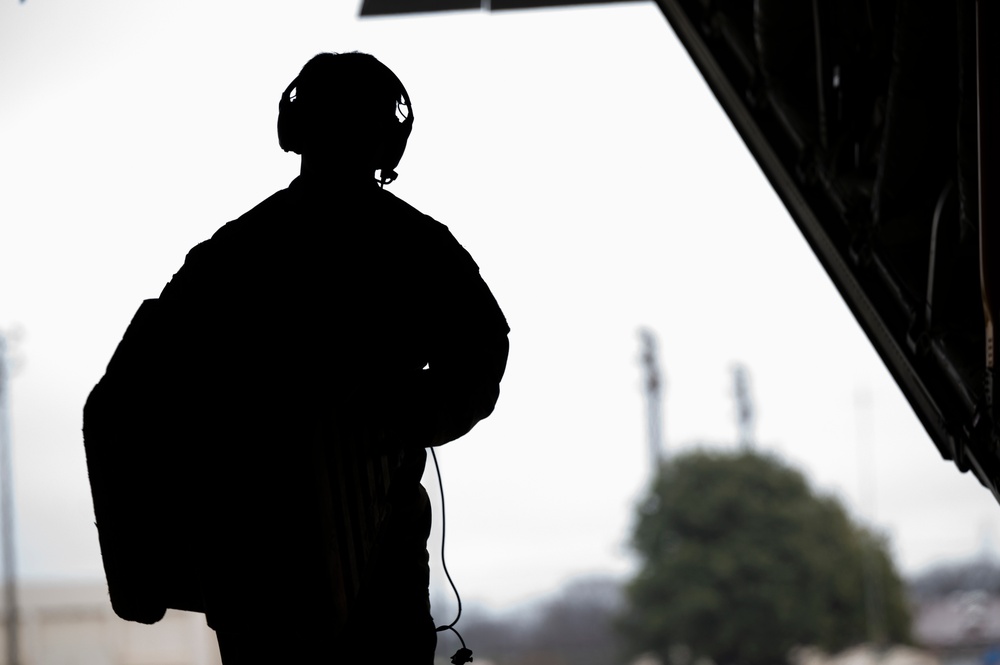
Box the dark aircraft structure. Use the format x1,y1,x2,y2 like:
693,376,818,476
361,0,1000,502
649,0,1000,500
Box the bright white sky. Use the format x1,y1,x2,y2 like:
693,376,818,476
2,0,999,615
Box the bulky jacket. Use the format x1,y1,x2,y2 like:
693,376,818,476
83,175,509,631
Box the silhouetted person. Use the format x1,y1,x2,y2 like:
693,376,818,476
83,52,509,664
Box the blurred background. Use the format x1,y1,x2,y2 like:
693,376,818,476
1,1,999,663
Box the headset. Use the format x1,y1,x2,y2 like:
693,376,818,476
277,53,414,186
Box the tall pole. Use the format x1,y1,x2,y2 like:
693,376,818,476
639,329,664,471
732,364,755,449
0,334,20,665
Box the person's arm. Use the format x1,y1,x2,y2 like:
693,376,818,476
397,223,510,448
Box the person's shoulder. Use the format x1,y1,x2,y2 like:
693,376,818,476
377,189,481,271
209,186,294,245
376,189,463,247
377,189,441,227
160,185,294,299
187,184,296,266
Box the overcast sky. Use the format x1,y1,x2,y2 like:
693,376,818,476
2,0,999,614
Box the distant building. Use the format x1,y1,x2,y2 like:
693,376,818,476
907,557,1000,665
912,591,1000,665
0,581,221,665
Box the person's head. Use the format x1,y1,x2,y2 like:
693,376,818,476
277,52,413,184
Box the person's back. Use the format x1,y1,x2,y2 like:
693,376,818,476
83,51,509,664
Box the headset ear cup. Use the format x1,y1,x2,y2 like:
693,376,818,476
377,81,414,182
277,80,302,154
379,118,411,182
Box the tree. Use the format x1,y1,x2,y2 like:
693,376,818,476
619,448,911,665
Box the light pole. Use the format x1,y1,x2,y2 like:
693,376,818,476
639,329,664,473
0,334,20,665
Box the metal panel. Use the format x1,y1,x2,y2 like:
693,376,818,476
360,0,640,15
360,0,479,16
492,0,640,9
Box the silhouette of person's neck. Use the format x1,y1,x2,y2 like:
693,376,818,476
299,154,377,191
